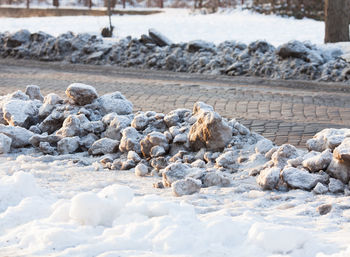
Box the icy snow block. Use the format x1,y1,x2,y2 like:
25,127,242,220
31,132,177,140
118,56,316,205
148,28,172,47
172,177,202,197
66,83,98,106
302,149,333,173
57,136,80,154
88,138,119,155
0,133,12,154
306,128,350,152
281,167,328,191
333,138,350,162
25,85,44,102
201,172,231,187
328,178,345,194
0,124,34,148
257,167,280,190
255,138,274,155
162,163,191,187
3,99,40,128
135,163,148,177
93,92,133,116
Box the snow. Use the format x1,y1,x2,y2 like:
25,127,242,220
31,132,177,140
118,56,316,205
0,150,350,256
0,8,341,47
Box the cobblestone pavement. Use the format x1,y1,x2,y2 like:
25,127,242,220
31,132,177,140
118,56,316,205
1,59,350,148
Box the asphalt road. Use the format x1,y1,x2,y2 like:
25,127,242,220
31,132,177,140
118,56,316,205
1,58,350,148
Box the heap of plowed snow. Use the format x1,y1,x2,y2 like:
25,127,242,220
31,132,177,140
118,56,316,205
0,84,350,196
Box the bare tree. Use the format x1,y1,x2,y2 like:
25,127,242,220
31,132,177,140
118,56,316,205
324,0,349,43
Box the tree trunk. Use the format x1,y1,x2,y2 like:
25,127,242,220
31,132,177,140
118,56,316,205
325,0,350,43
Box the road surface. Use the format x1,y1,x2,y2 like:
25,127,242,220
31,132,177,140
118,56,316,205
1,59,349,148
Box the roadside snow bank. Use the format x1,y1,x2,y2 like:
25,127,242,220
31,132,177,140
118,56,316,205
1,84,350,197
0,29,349,82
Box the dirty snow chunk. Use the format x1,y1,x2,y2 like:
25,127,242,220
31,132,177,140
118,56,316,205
333,138,350,162
119,127,141,153
257,167,280,190
101,113,119,126
164,109,191,128
135,163,148,177
104,115,132,141
148,28,172,47
0,133,12,154
3,99,39,127
265,146,278,160
150,156,168,170
56,115,82,137
140,131,169,157
328,178,345,193
317,204,332,215
65,83,98,106
271,144,298,168
94,92,133,116
191,159,206,168
234,122,250,135
302,149,333,172
276,40,310,60
38,93,63,117
202,172,231,187
0,124,34,148
57,136,80,154
25,85,44,101
281,167,328,190
173,133,187,143
29,134,61,147
80,133,98,150
172,177,202,197
306,128,350,152
187,40,215,53
313,182,328,194
127,151,141,163
255,138,274,155
150,145,166,157
326,158,350,184
162,163,191,187
189,103,232,151
131,113,149,130
216,151,236,168
39,141,55,155
89,138,119,155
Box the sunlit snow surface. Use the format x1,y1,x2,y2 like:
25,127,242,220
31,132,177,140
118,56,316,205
0,9,328,46
1,150,350,257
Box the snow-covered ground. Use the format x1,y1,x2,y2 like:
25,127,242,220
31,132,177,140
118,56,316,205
0,9,330,46
1,150,350,257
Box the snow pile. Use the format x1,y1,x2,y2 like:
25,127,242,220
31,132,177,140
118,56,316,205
1,83,350,197
0,29,348,82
